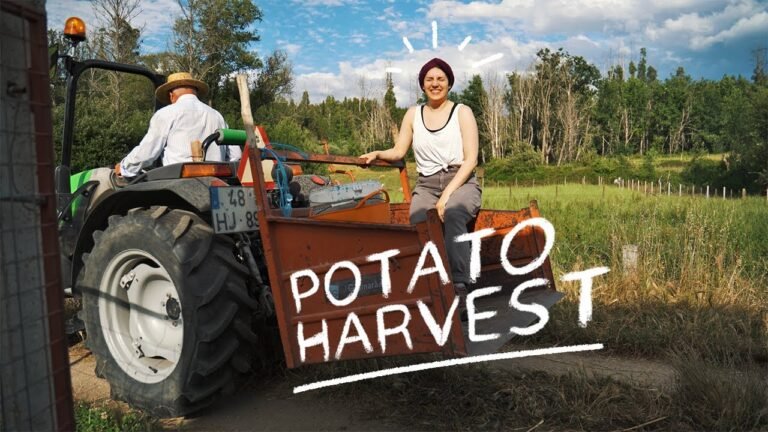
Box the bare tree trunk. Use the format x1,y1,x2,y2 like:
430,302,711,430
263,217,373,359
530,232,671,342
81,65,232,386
480,72,509,159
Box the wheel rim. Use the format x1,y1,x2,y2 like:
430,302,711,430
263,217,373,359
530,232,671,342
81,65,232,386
99,249,184,384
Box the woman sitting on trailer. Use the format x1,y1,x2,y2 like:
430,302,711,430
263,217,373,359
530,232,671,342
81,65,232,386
359,58,482,296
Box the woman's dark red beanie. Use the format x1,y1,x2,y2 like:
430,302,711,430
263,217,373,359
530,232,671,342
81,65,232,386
418,58,454,89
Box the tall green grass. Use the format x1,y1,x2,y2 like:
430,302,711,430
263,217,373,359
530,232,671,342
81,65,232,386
484,184,768,365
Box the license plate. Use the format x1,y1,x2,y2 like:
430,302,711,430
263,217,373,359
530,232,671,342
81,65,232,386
210,186,259,233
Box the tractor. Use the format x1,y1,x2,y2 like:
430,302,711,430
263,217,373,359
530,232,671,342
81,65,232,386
55,18,561,418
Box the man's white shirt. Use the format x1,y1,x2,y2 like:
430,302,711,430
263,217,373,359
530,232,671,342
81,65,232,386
120,94,242,177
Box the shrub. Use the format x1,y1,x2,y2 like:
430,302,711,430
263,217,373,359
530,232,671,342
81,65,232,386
681,155,723,187
484,148,542,182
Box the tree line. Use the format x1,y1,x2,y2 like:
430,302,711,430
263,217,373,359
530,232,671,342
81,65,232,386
48,0,768,192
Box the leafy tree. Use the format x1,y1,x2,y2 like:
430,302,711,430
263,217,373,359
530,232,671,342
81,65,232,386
251,50,293,108
459,75,486,115
752,47,767,87
637,48,648,82
383,73,397,120
171,0,262,102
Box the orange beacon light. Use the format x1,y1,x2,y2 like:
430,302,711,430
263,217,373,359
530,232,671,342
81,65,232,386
63,17,86,42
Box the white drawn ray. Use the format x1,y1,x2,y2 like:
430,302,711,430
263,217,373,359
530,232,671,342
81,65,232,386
473,53,504,68
402,37,414,54
432,21,438,49
458,36,472,52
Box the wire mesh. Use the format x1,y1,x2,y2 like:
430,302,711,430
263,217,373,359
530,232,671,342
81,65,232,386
0,1,74,430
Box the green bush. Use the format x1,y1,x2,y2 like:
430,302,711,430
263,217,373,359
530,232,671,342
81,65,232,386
681,156,723,187
638,151,658,181
484,148,542,182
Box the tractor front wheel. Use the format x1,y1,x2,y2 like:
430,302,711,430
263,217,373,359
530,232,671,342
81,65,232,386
79,206,258,417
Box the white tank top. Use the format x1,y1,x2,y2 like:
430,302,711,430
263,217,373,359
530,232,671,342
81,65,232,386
412,103,465,176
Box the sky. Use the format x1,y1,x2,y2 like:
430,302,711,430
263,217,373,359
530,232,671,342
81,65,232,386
47,0,768,106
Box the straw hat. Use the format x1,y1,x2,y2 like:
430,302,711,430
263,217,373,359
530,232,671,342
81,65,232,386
155,72,209,104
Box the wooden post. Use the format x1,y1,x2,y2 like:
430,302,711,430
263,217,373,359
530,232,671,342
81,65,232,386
668,182,671,196
723,187,726,200
742,188,746,199
679,184,682,197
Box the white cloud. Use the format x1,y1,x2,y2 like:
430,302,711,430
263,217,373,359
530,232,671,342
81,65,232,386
295,0,360,6
690,11,768,50
644,0,766,51
428,0,654,34
349,32,369,45
278,41,302,56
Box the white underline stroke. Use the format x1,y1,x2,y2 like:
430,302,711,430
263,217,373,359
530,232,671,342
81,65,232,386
293,343,604,394
402,37,414,53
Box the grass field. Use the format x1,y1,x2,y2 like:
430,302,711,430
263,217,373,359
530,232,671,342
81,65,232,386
484,184,768,365
324,165,768,430
349,164,768,364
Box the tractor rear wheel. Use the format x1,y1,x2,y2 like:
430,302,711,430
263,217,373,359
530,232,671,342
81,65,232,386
79,206,258,417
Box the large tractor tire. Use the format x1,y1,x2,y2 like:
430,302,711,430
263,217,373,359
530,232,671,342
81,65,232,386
79,206,258,417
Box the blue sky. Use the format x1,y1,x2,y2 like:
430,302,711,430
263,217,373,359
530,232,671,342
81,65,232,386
47,0,768,105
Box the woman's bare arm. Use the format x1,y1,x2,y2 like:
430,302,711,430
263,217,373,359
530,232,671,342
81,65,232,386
359,106,416,163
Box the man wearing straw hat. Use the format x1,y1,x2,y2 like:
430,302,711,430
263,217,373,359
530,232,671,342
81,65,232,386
115,72,242,178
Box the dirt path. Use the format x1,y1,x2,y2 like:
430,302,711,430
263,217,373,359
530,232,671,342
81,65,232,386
497,350,677,391
68,343,404,431
70,342,683,430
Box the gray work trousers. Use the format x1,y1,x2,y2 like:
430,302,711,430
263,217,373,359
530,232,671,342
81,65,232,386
409,168,482,284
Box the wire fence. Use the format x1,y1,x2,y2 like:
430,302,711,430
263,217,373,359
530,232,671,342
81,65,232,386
478,172,768,202
0,1,74,430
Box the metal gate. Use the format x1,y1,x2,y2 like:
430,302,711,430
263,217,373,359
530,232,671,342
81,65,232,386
0,0,75,430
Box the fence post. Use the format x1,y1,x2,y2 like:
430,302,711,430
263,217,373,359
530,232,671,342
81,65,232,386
723,187,726,200
679,184,682,197
706,185,710,199
742,188,747,199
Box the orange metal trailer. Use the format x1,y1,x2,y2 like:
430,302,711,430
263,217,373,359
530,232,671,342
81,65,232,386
243,148,561,368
